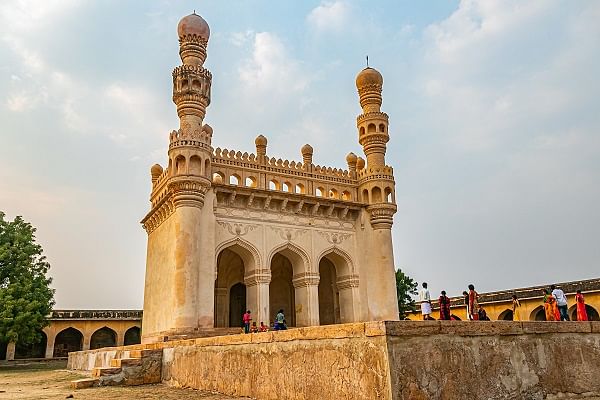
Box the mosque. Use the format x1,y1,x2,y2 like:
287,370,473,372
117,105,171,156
139,12,400,342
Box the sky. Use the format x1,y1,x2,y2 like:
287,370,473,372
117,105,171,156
1,1,599,309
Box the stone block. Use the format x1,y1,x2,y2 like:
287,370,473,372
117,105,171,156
110,357,142,368
385,320,441,336
92,367,121,378
591,322,600,333
438,321,524,336
70,378,99,389
365,321,386,337
521,321,592,334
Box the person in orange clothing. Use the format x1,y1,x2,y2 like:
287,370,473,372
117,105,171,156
575,290,589,321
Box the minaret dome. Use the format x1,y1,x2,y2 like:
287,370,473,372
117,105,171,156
177,12,210,41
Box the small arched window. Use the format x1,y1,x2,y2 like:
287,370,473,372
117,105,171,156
269,179,280,191
295,183,305,194
371,186,382,203
384,187,393,203
328,189,339,199
316,187,324,197
245,176,257,188
229,174,241,186
367,123,376,133
379,123,385,133
342,191,351,201
283,182,292,192
362,189,369,202
359,127,365,136
212,172,224,183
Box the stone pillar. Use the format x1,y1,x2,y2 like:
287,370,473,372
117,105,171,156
45,333,55,358
5,342,15,361
116,330,125,347
245,272,271,327
214,287,228,327
293,273,320,327
337,275,361,323
82,334,91,351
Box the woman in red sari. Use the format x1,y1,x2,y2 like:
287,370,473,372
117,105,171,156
439,291,451,320
543,289,558,321
468,284,479,320
575,290,588,321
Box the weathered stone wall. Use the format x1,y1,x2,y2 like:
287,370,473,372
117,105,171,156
68,321,600,400
385,321,600,400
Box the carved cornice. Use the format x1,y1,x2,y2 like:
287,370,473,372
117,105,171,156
367,203,397,230
336,274,360,290
142,195,175,234
217,221,258,237
292,272,320,288
317,231,352,245
356,111,388,125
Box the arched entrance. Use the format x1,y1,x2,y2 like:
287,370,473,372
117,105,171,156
124,327,141,346
270,253,296,327
15,331,47,359
229,282,247,327
530,306,546,321
318,257,340,325
570,304,600,321
53,327,83,357
498,309,513,321
214,246,248,327
317,249,356,324
90,327,117,349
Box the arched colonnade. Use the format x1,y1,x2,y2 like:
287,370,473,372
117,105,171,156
214,239,359,328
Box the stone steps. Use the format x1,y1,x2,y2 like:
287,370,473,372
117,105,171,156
70,349,162,389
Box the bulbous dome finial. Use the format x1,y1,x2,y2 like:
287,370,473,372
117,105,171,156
255,134,267,146
356,157,365,170
346,152,358,164
177,12,210,41
355,67,383,88
301,143,313,156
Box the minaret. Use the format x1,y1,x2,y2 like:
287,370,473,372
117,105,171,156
141,12,216,341
355,66,399,320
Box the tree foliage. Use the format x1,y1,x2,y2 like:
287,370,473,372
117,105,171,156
0,212,54,345
395,268,418,319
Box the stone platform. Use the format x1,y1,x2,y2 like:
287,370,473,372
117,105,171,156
68,321,600,400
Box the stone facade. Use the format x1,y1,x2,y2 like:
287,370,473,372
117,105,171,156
68,321,600,399
141,12,399,342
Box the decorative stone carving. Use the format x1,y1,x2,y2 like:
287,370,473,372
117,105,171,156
270,226,307,241
367,203,397,230
317,231,352,245
217,221,258,237
336,274,360,290
292,272,320,288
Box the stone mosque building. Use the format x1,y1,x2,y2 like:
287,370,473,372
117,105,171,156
140,12,400,342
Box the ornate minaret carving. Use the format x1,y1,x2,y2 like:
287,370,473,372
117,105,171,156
355,67,397,229
167,12,213,208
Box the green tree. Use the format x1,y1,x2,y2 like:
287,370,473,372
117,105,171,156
0,212,54,347
395,268,418,319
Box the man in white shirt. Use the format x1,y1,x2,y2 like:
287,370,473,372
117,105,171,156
551,285,569,321
419,282,432,320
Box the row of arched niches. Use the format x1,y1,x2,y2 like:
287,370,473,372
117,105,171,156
0,325,141,359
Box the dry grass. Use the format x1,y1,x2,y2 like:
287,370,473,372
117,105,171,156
0,360,249,399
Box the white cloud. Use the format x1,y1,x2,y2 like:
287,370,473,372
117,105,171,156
229,30,254,47
307,1,350,33
238,32,308,94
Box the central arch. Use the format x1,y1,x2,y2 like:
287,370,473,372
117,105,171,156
268,243,310,327
90,327,117,350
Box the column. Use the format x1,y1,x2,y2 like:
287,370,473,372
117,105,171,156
214,287,228,327
337,275,360,323
116,330,125,347
82,332,91,351
245,270,271,327
45,332,55,359
5,342,15,361
293,273,320,327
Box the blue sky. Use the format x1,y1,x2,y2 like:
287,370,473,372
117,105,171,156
1,1,599,308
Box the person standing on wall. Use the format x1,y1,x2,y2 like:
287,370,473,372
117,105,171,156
419,282,433,320
463,291,471,320
511,294,521,321
468,284,479,321
243,310,252,334
438,290,451,320
575,290,588,321
551,285,570,321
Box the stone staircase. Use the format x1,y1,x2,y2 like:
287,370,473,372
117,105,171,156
71,349,162,389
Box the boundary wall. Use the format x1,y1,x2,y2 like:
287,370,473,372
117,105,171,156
68,321,600,400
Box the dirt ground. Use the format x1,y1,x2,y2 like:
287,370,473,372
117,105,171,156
0,360,250,400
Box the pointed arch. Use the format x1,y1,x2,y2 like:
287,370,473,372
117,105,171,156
267,242,311,275
90,326,117,350
215,237,262,274
317,246,355,276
